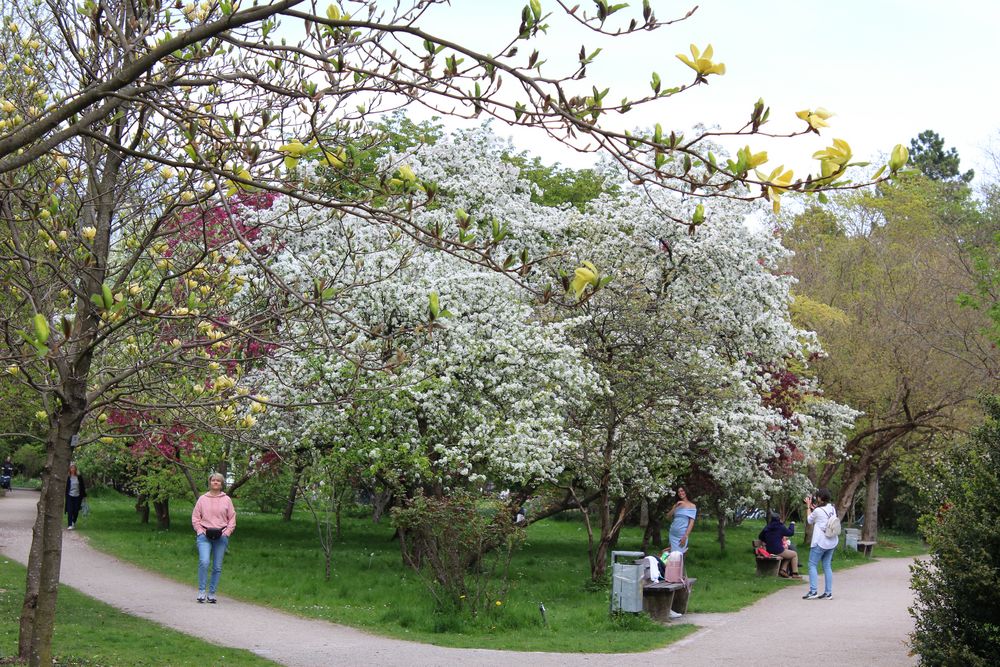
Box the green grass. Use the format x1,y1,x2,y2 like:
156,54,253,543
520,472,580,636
0,558,278,666
76,491,925,653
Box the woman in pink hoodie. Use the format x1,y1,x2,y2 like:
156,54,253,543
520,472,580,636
191,472,236,603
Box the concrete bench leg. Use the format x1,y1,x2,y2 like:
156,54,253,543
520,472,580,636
671,586,692,615
756,558,781,576
642,591,676,622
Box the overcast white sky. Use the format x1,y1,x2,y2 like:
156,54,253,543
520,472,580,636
396,0,998,181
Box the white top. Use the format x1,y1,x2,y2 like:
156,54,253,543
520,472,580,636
808,504,839,549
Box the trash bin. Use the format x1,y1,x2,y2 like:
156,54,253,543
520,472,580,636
610,550,645,613
844,528,860,551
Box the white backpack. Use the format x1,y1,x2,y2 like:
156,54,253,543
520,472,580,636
823,508,842,538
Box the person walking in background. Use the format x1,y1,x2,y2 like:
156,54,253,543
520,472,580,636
665,486,697,554
191,472,237,604
803,488,839,600
65,463,86,530
1,456,14,491
759,511,801,578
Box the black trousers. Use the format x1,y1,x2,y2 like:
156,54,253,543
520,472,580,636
66,495,83,526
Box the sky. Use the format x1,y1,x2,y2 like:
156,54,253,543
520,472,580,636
395,0,999,183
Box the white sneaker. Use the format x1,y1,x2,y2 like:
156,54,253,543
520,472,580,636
669,610,683,619
67,525,74,530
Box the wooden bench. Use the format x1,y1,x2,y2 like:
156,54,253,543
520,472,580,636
856,541,875,558
752,540,783,576
636,558,697,622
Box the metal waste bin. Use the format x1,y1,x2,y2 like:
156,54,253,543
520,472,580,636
610,550,645,613
844,528,860,551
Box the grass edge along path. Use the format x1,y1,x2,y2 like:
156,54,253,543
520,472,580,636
78,490,924,653
0,557,279,666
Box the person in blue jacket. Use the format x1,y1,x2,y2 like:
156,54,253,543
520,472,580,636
758,511,800,578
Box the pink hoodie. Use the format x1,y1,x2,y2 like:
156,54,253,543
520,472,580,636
191,492,236,537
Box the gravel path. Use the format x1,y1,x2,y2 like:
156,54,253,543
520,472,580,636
1,491,917,666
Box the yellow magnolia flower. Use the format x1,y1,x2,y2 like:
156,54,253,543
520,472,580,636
35,410,48,421
239,414,257,429
813,138,852,180
323,149,347,168
889,144,909,172
214,374,236,391
278,139,310,157
398,165,417,183
81,226,97,241
676,44,726,78
570,261,601,299
6,364,19,375
756,166,795,214
1,100,15,113
159,166,176,180
795,108,833,132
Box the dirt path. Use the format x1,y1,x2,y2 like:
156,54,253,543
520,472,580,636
1,491,917,666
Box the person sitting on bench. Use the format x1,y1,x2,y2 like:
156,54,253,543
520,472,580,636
758,511,801,579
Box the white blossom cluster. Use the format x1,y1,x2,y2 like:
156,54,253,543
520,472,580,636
239,125,857,504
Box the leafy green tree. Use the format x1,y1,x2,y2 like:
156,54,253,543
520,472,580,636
910,396,1000,666
509,154,614,211
909,130,974,184
785,178,997,536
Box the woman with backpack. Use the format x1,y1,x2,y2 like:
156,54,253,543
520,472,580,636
191,472,237,604
803,488,839,600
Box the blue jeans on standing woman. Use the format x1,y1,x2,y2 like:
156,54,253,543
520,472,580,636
808,545,834,594
196,533,229,595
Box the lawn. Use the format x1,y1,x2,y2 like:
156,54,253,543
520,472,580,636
77,490,925,653
0,558,278,666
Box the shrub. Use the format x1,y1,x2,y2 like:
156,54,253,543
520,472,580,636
13,443,45,478
909,397,1000,666
391,493,525,617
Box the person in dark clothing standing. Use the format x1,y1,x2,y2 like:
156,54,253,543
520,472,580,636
759,511,800,578
65,463,86,530
1,456,13,490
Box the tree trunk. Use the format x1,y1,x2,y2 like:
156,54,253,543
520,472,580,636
176,457,200,502
715,500,726,553
18,489,47,658
862,467,879,542
153,499,170,530
639,498,649,529
641,497,668,552
22,410,80,665
282,465,303,522
590,494,630,581
335,499,343,539
135,496,150,524
371,490,394,523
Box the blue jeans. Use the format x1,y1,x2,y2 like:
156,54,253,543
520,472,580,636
196,533,229,594
808,546,834,594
